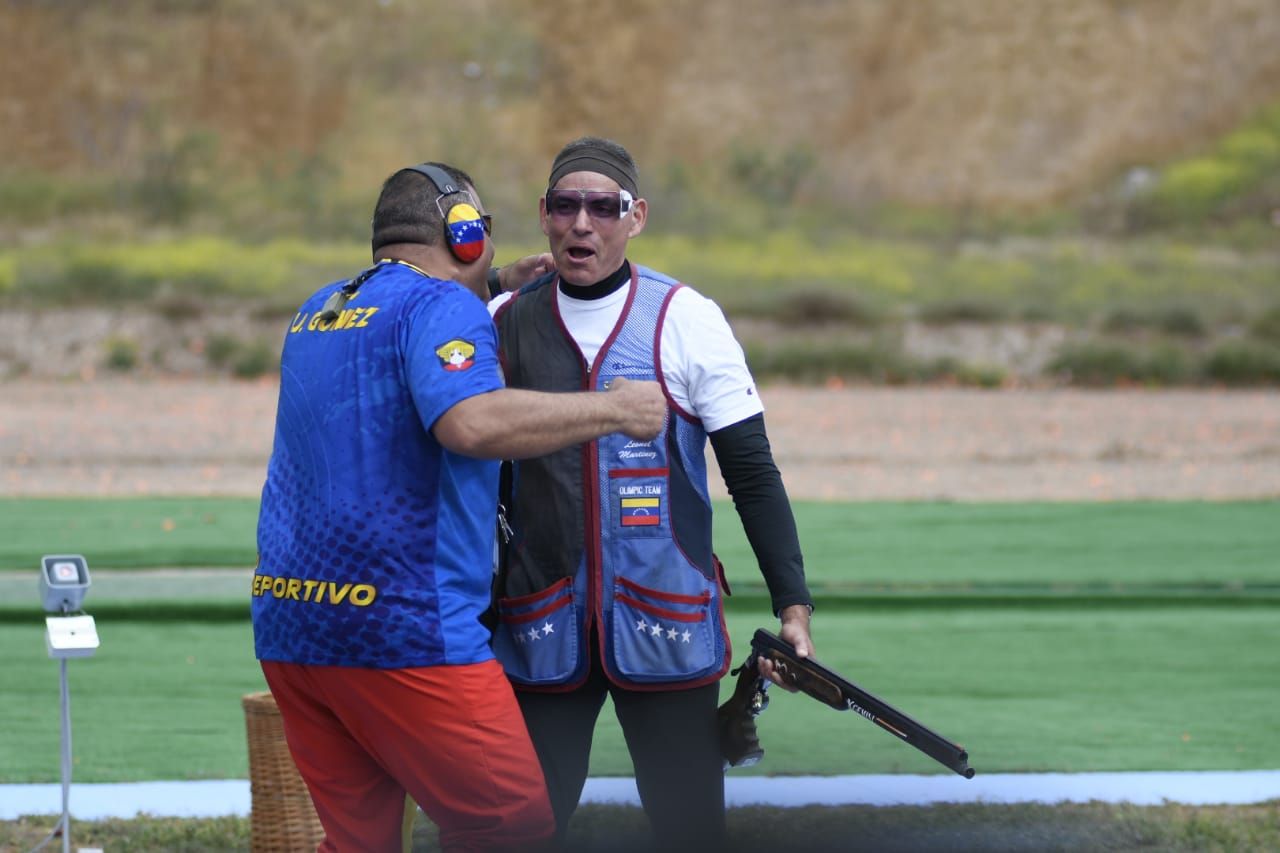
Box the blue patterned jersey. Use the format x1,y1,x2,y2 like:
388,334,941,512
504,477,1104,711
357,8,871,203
253,261,504,668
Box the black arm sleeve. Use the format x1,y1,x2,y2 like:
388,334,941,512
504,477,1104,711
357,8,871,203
707,413,813,615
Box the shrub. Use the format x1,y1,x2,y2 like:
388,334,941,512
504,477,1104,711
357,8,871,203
1203,340,1280,386
1157,306,1208,338
1102,306,1208,338
726,141,817,205
1050,339,1203,387
899,356,1007,387
65,256,162,302
918,300,1008,325
1130,102,1280,230
251,299,304,322
1048,341,1145,386
952,362,1008,389
0,173,118,224
1144,158,1249,224
231,341,278,379
1018,303,1055,323
1100,308,1146,334
205,334,241,369
0,237,365,306
133,129,218,225
104,336,140,372
1250,306,1280,345
1219,127,1280,171
153,294,207,322
1142,343,1198,385
0,255,14,295
736,289,880,327
744,341,901,383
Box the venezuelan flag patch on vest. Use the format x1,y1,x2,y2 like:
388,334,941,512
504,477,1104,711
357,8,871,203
620,496,661,526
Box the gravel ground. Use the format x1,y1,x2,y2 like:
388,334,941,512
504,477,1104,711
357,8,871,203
2,378,1278,501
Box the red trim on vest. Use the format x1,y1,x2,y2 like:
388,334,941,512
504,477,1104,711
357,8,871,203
608,467,669,478
500,576,572,609
617,575,711,606
499,595,572,625
615,594,703,623
654,283,701,426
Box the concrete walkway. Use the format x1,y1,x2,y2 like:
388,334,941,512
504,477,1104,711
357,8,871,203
5,771,1280,820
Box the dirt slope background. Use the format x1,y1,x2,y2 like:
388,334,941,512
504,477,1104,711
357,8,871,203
3,0,1279,209
4,380,1277,501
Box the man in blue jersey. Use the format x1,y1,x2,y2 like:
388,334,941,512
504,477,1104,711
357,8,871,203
488,138,816,851
252,161,666,853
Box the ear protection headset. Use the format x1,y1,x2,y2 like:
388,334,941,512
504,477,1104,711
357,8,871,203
402,163,488,264
320,164,488,323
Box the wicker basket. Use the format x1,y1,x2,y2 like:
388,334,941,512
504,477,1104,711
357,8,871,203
242,691,326,852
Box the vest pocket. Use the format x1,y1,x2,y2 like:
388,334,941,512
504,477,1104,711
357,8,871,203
493,578,578,685
611,576,717,681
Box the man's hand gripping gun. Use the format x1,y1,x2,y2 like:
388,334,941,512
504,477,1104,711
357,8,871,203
717,629,976,779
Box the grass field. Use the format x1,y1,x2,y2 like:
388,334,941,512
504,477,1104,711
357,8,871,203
4,602,1277,783
3,497,1277,589
2,498,1277,785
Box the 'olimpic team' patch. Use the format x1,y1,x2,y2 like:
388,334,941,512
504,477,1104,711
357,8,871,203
435,339,476,371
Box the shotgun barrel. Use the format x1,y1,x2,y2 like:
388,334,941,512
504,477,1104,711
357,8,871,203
746,628,975,779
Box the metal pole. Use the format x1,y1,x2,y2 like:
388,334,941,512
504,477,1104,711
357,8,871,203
59,657,71,853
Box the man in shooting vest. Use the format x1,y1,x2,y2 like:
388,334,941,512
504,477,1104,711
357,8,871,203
488,137,816,850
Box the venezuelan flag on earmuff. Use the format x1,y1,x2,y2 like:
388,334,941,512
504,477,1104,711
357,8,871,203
398,163,489,264
445,203,486,263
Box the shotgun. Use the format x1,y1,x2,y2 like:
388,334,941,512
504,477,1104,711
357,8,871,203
717,628,975,779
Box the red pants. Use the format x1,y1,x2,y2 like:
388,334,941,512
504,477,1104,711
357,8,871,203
262,659,554,852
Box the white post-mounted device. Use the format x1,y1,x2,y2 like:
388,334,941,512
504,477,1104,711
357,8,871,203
34,554,97,853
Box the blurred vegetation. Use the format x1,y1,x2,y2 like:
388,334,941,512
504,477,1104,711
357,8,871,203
0,1,1276,385
103,335,141,372
2,226,1274,328
1124,104,1280,235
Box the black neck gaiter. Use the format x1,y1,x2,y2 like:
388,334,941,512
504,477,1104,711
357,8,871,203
559,261,631,301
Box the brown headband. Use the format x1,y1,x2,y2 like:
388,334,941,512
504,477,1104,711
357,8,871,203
548,148,638,196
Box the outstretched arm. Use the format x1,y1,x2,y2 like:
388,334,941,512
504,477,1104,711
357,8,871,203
434,377,665,460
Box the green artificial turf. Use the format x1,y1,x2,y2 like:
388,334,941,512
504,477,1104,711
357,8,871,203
2,497,1275,782
0,498,260,571
3,497,1276,593
721,499,1280,592
3,602,1277,783
3,621,266,783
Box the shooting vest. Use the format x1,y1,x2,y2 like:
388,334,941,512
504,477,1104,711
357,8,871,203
491,265,731,691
